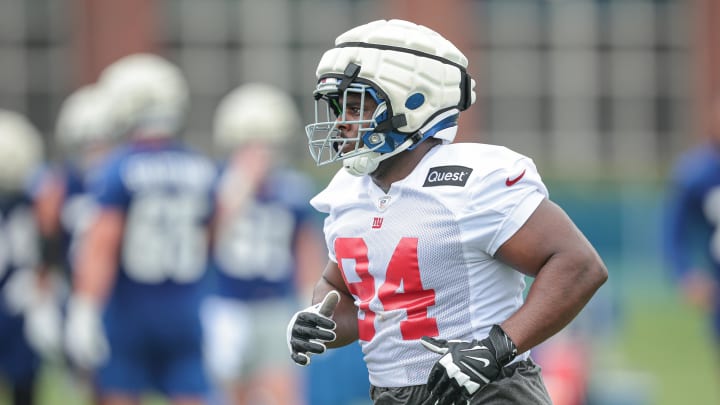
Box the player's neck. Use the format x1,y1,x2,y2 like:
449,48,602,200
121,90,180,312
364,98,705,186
370,138,441,193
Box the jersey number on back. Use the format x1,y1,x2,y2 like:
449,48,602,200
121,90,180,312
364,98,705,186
335,237,439,341
123,193,208,284
215,203,295,281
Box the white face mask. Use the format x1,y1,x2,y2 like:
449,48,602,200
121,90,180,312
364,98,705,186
306,83,381,168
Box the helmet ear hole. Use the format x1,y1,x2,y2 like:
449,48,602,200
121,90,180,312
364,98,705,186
405,93,425,110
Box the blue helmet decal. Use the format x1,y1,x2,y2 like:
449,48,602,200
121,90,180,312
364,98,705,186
405,93,425,110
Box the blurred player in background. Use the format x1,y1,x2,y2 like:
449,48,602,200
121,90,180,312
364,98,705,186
664,99,720,356
0,109,48,405
201,82,325,405
303,343,371,405
32,82,123,402
64,53,217,405
286,19,608,405
37,83,119,284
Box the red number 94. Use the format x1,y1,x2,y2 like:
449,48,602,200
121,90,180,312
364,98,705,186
334,237,439,341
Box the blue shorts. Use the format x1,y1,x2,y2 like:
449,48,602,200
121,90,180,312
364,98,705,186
97,304,209,397
0,310,40,385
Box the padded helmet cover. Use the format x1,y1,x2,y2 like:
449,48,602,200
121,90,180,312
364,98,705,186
315,19,476,135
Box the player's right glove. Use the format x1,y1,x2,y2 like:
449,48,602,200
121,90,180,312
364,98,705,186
286,290,340,366
420,324,518,405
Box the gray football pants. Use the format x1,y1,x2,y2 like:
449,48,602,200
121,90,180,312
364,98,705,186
369,358,552,405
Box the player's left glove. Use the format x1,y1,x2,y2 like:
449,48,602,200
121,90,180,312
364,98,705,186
65,295,109,370
24,292,63,359
3,269,64,359
286,290,340,366
420,324,518,405
2,268,37,315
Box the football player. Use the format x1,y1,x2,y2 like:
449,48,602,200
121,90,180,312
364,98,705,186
286,19,608,405
201,82,325,405
0,109,47,405
664,99,720,351
64,54,217,405
30,83,122,403
37,83,120,281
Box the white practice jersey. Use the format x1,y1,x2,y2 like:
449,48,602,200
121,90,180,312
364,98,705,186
311,142,549,388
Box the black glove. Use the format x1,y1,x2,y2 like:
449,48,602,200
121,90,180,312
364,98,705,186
286,290,340,366
420,325,518,405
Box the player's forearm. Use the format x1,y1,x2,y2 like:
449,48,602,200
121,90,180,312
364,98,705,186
74,243,117,304
73,212,123,304
501,250,607,354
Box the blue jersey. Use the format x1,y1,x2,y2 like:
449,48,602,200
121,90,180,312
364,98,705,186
0,192,41,384
93,140,217,311
665,144,720,280
209,168,316,301
90,139,217,395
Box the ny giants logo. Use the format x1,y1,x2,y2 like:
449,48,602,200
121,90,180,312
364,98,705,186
372,217,384,229
423,165,473,187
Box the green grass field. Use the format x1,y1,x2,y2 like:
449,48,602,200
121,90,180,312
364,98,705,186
1,282,717,405
580,276,720,405
610,288,720,405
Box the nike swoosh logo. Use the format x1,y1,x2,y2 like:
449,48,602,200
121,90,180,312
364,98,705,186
466,356,491,368
460,360,492,383
505,169,526,186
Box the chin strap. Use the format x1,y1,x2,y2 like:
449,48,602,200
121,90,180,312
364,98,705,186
343,137,415,176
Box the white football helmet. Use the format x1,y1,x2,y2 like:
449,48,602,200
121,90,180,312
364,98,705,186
307,19,476,176
98,53,189,138
0,110,44,191
55,84,117,153
213,82,300,151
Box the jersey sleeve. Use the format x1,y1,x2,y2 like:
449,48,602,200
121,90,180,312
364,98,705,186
460,156,548,256
89,156,130,210
312,193,339,264
309,169,347,215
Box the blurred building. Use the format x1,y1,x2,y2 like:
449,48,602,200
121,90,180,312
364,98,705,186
0,0,712,183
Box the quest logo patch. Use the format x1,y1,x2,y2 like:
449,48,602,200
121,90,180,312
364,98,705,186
422,165,473,187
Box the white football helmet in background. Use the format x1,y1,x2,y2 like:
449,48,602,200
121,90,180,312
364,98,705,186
0,109,44,191
306,19,476,176
99,53,189,138
55,84,117,153
213,82,300,151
